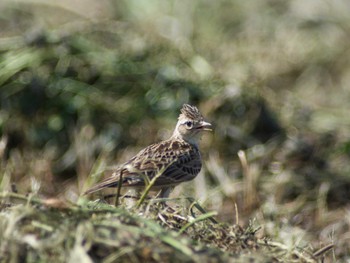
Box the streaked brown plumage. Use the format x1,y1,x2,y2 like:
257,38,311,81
84,104,212,197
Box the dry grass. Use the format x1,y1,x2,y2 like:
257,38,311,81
0,191,333,262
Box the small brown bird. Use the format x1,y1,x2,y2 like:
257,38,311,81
84,104,212,198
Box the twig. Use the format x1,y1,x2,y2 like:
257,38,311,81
234,202,239,225
313,244,334,258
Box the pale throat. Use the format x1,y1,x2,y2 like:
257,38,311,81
171,121,200,145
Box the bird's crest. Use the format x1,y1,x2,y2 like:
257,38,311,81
179,104,203,121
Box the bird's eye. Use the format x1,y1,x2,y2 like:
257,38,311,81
185,121,193,128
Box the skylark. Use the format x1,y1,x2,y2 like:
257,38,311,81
84,104,212,198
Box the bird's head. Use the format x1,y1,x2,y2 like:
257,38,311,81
172,104,212,144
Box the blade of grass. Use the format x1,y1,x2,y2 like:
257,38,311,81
187,197,218,224
115,169,124,207
136,160,175,208
178,211,218,235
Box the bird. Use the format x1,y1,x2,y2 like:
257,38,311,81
84,104,212,199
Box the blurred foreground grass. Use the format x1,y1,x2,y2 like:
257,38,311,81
0,192,331,262
1,0,350,262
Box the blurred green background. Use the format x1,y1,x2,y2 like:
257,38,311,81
1,0,349,260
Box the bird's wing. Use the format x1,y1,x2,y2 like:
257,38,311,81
161,150,202,184
129,139,201,186
84,139,201,195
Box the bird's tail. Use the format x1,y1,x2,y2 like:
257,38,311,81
83,176,120,195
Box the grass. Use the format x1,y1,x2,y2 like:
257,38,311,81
1,0,349,262
0,191,332,262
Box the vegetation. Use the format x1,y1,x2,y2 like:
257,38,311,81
1,0,349,262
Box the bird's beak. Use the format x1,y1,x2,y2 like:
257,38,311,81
198,121,212,131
